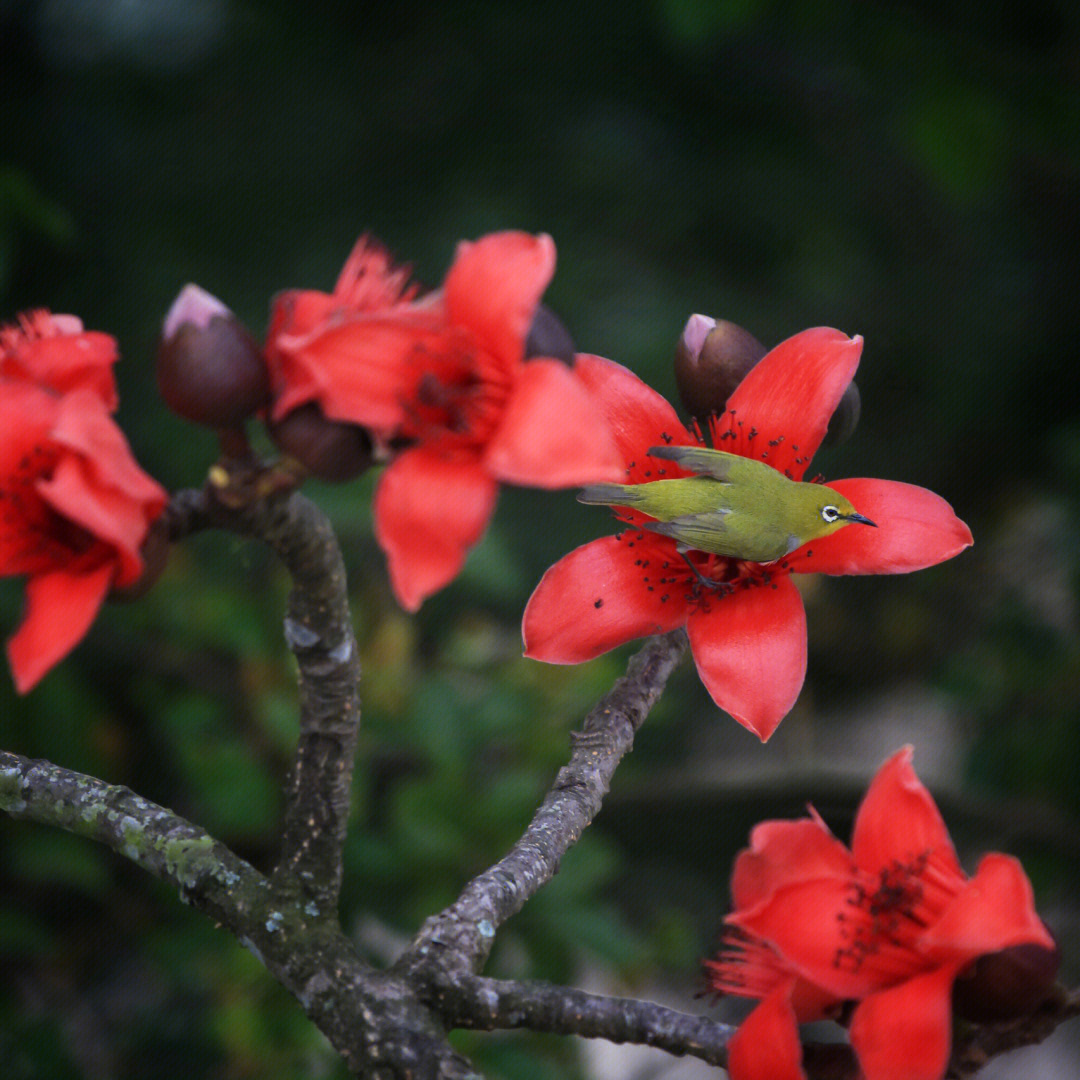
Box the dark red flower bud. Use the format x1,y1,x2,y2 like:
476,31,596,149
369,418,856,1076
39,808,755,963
267,402,373,482
524,302,576,364
952,941,1061,1023
821,380,861,450
109,514,172,602
157,285,270,428
674,315,767,420
674,315,860,446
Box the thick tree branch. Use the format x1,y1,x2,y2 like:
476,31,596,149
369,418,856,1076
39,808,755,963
0,749,477,1078
167,477,361,911
397,630,688,982
0,749,266,917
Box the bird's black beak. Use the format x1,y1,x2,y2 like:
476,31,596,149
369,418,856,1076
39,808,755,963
846,512,877,527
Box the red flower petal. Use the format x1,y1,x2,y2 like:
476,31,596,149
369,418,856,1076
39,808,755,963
792,479,973,576
373,446,498,611
7,560,116,694
271,313,446,428
723,328,861,479
732,817,854,910
685,575,807,741
39,390,166,584
522,534,688,662
848,965,960,1080
919,853,1055,964
573,353,696,474
851,747,963,879
726,983,807,1080
266,288,340,349
484,359,623,487
443,232,556,367
730,876,900,999
0,385,59,573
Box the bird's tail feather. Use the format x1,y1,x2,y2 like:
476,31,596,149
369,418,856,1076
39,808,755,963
577,483,641,506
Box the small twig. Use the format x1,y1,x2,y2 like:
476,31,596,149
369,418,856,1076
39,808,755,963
431,972,734,1066
397,630,688,982
948,985,1080,1079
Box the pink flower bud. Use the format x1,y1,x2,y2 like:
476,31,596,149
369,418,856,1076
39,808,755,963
673,315,767,420
157,284,270,428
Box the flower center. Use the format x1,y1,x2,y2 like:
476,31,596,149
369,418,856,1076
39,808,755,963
832,850,961,984
708,410,814,481
399,334,511,448
1,443,98,572
613,525,778,608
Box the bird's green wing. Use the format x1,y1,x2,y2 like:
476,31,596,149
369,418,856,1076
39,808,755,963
647,445,736,481
642,510,736,557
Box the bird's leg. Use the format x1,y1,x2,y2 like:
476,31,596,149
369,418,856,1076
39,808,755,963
677,545,734,595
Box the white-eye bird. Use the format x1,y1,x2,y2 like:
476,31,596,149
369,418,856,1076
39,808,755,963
577,444,876,565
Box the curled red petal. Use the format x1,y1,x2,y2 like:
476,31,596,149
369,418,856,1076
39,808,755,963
732,817,854,910
919,853,1055,964
270,313,446,428
723,328,862,478
41,390,167,584
850,747,964,878
7,560,116,693
0,385,60,573
373,446,498,612
443,232,555,367
848,965,960,1080
685,575,807,741
484,359,623,487
522,534,688,663
573,353,696,474
726,983,807,1080
792,479,973,576
266,288,340,356
730,876,901,1000
0,312,118,409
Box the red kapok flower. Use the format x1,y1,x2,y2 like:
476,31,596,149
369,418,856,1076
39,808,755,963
1,312,168,693
0,308,119,407
264,234,426,426
522,330,973,739
266,232,623,610
705,747,1056,1080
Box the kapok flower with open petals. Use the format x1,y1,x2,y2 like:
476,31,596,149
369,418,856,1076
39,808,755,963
1,311,168,693
705,747,1056,1080
266,232,623,610
522,330,973,740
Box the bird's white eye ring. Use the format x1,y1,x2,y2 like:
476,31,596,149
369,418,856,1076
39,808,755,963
821,505,841,523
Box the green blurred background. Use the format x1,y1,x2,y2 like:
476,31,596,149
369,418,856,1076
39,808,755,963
2,1,1079,1076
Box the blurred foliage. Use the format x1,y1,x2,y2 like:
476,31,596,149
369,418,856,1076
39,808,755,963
3,0,1080,1076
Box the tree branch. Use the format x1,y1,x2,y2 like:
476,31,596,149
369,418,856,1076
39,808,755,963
167,477,361,911
397,630,688,982
0,749,266,918
432,973,733,1066
0,749,478,1078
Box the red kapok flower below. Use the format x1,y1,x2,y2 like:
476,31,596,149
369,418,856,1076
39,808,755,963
522,329,973,740
704,747,1056,1080
266,231,623,610
1,312,168,693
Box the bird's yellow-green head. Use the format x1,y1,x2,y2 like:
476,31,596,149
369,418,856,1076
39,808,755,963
790,484,876,547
